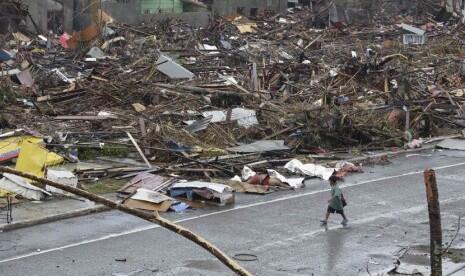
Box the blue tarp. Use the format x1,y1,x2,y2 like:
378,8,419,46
0,49,13,62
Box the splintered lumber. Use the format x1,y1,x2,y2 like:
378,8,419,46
54,116,109,120
0,166,253,276
153,83,252,97
126,131,152,168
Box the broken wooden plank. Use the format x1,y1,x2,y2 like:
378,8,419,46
126,131,152,168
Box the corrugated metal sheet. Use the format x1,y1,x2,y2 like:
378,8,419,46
118,172,176,196
184,115,212,133
156,53,195,79
403,34,426,45
227,140,290,153
401,23,425,36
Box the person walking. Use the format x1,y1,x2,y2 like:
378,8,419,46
320,176,348,227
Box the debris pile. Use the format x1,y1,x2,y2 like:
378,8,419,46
1,4,465,211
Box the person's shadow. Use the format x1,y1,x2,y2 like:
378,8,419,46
324,228,349,275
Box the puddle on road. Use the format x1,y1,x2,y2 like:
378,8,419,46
405,245,465,264
401,252,429,266
384,245,465,275
0,240,16,251
369,244,465,275
112,269,144,276
184,259,225,272
445,248,465,263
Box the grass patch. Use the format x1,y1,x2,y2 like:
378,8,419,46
78,145,129,160
0,83,16,107
81,178,126,195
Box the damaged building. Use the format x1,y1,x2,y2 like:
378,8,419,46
101,0,210,26
207,0,287,17
0,0,29,33
2,0,465,275
25,0,71,33
102,0,287,27
16,0,100,33
103,0,286,16
5,0,465,34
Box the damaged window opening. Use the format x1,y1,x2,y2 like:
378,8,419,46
236,7,245,15
288,0,298,8
250,8,258,17
47,2,64,34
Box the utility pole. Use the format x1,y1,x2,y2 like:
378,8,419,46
424,169,443,276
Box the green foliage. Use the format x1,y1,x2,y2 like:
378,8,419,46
78,145,129,160
82,178,126,194
0,83,16,107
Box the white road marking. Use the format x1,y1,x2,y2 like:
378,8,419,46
1,161,465,264
253,195,465,252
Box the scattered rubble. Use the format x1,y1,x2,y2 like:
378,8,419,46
1,2,465,215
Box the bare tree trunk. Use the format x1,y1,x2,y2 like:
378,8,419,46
0,166,253,276
424,169,442,276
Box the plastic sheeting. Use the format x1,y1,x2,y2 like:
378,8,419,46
0,173,50,201
0,136,63,165
284,159,335,180
15,140,63,178
171,181,232,193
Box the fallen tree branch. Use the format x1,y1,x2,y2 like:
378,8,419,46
366,261,372,276
0,166,253,276
153,83,253,97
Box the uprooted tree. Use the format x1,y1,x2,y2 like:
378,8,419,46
0,166,253,276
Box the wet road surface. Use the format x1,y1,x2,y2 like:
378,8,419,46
1,149,465,275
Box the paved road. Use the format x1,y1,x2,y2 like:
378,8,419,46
1,149,465,276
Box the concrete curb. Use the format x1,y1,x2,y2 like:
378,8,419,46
0,205,109,232
0,142,443,232
327,144,436,167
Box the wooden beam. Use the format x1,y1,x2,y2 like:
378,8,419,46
0,166,253,276
424,169,443,276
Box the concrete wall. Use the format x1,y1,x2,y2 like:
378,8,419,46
0,1,28,34
62,0,75,32
329,0,414,24
24,0,88,33
331,0,373,23
102,0,140,25
211,0,287,17
141,11,211,27
446,0,465,12
103,0,210,27
72,0,95,31
140,0,183,14
25,0,286,33
26,0,48,33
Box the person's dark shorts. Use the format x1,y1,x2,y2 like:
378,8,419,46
327,206,344,214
